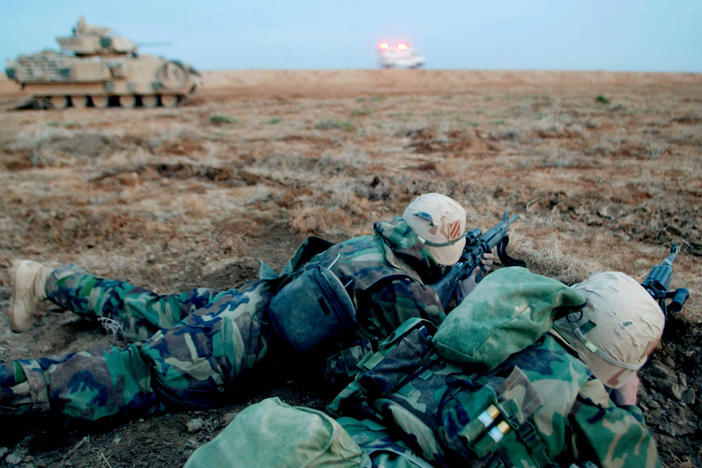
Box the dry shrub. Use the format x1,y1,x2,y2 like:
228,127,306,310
152,135,206,156
512,232,599,285
98,147,153,171
0,150,34,170
530,115,582,139
533,147,594,169
289,191,376,237
289,205,352,235
435,158,471,180
178,193,207,218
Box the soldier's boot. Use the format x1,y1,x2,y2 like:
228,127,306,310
8,260,52,332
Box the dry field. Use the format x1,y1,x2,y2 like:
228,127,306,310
0,70,700,467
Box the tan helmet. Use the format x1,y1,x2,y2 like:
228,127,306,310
403,193,466,265
552,271,664,388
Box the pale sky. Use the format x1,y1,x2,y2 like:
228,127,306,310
1,0,701,72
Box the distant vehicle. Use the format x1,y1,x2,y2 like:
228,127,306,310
4,16,202,109
376,41,425,69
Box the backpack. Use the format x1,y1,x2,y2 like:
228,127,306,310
330,325,593,467
433,267,586,370
185,397,363,468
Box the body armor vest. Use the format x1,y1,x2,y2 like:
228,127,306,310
269,235,430,352
329,324,593,467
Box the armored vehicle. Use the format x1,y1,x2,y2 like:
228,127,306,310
5,17,202,109
376,41,425,69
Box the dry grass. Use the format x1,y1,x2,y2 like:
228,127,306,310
0,70,700,467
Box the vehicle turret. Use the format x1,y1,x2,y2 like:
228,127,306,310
57,16,138,56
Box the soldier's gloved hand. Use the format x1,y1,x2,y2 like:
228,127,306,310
609,373,640,406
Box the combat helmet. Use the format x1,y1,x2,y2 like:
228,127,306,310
403,193,466,265
553,271,664,388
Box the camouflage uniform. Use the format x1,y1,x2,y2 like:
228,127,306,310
327,323,661,468
0,218,447,421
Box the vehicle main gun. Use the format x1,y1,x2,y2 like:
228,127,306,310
642,243,689,318
432,211,526,307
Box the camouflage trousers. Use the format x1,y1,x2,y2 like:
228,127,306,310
0,264,275,421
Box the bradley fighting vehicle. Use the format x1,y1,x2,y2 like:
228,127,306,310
5,17,202,109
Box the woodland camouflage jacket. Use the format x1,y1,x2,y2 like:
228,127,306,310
327,323,661,468
279,216,448,336
271,217,449,383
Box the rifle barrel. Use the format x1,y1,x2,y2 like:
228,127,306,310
664,243,680,266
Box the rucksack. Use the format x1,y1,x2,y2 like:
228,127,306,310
329,324,592,467
433,267,586,370
185,397,363,468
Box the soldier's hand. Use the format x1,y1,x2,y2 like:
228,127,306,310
480,251,495,273
609,373,640,406
457,266,481,301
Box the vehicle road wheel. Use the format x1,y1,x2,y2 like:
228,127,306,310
71,96,88,108
91,95,109,109
160,95,178,107
118,95,137,108
50,95,69,110
39,97,54,109
142,95,158,108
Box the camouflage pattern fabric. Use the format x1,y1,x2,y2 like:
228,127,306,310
432,266,586,370
338,417,435,468
291,218,446,340
322,339,375,388
270,218,447,384
1,218,451,421
186,397,363,468
46,264,229,340
327,323,661,468
0,277,274,421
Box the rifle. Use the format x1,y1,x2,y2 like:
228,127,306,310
642,243,689,319
432,211,526,307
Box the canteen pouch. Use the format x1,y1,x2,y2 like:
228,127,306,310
270,265,357,352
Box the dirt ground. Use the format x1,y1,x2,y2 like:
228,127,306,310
0,70,700,467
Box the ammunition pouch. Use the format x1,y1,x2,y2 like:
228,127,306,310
439,367,551,467
269,266,357,352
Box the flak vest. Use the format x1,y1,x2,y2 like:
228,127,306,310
328,322,593,468
307,235,425,297
267,234,435,352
